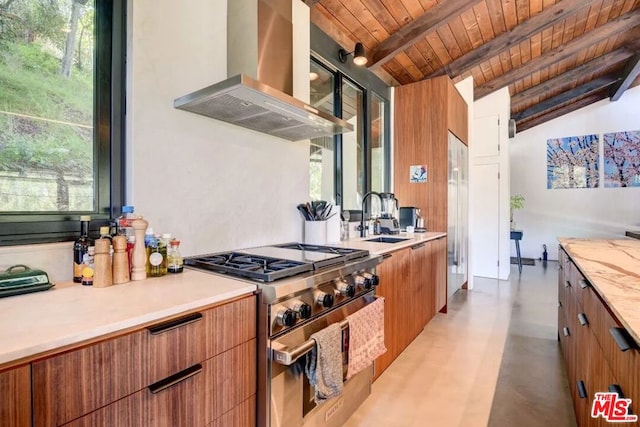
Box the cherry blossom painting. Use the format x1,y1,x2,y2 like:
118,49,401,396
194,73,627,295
547,134,599,189
603,130,640,187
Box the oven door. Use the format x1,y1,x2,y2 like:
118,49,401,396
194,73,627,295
268,292,376,427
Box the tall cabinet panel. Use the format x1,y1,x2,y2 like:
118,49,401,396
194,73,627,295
394,76,469,310
448,132,468,298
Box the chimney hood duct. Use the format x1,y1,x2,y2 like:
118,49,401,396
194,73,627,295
174,0,353,142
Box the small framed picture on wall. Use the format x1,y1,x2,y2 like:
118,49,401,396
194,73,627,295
410,165,427,183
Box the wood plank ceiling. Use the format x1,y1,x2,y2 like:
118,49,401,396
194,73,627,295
307,0,640,133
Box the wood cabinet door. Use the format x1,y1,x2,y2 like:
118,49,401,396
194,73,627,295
373,249,411,380
0,365,31,427
410,241,433,333
433,237,447,313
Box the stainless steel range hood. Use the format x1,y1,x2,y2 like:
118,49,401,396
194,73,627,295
173,0,353,142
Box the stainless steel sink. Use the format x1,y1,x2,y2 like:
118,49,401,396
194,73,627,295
365,237,409,243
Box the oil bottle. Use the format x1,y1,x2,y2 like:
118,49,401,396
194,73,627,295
73,215,94,283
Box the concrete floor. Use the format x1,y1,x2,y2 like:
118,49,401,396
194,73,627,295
345,261,577,427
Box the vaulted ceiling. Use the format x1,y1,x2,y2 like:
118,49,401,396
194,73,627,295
306,0,640,133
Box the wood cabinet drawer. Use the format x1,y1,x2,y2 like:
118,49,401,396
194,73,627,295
569,264,590,311
33,309,208,426
62,362,205,427
208,395,256,427
0,365,31,427
205,339,256,423
61,339,256,427
583,334,619,427
558,305,572,371
582,285,640,410
206,295,256,357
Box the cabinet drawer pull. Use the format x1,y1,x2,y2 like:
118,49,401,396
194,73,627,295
577,380,587,399
558,301,562,308
609,327,636,352
411,243,425,250
578,279,589,289
147,312,203,335
565,280,571,288
578,313,589,326
563,327,570,337
382,254,393,259
608,384,625,398
148,364,202,394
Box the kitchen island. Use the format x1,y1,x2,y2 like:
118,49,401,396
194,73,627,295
557,238,640,425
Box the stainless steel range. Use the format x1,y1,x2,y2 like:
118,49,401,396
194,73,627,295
184,243,382,427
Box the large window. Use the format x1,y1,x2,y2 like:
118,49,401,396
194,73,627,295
0,0,125,245
308,56,390,211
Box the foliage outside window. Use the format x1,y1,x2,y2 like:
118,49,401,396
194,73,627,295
0,0,124,245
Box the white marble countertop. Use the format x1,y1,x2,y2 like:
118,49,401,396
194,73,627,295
558,238,640,344
0,270,256,369
335,231,447,254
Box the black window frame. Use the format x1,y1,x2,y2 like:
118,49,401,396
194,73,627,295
0,0,126,246
310,24,391,208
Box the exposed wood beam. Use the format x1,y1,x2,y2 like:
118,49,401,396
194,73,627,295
517,91,609,132
367,0,480,70
511,48,635,107
512,76,619,122
475,10,640,99
301,0,319,6
609,54,640,101
428,0,601,79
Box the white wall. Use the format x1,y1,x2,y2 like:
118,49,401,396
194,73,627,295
510,85,640,261
471,88,511,280
0,0,310,282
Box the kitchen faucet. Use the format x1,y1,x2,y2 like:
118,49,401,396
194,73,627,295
359,191,382,237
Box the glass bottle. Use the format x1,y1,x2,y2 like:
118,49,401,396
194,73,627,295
148,234,167,277
167,240,183,274
117,205,135,237
80,246,95,286
99,226,112,255
99,226,112,241
126,235,135,274
73,215,94,283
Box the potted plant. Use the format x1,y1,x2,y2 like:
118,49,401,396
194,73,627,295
510,195,525,230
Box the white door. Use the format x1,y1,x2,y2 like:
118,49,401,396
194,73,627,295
471,163,500,278
470,116,501,279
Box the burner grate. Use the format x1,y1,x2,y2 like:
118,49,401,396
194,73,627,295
274,243,369,261
184,252,313,282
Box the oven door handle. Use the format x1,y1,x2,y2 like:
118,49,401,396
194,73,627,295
272,318,350,366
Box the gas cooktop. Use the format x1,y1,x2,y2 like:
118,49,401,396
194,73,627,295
184,243,370,283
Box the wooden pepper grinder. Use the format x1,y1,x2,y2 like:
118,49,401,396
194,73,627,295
131,217,148,281
93,238,113,288
112,235,130,284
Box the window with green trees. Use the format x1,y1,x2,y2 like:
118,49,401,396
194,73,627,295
0,0,125,245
